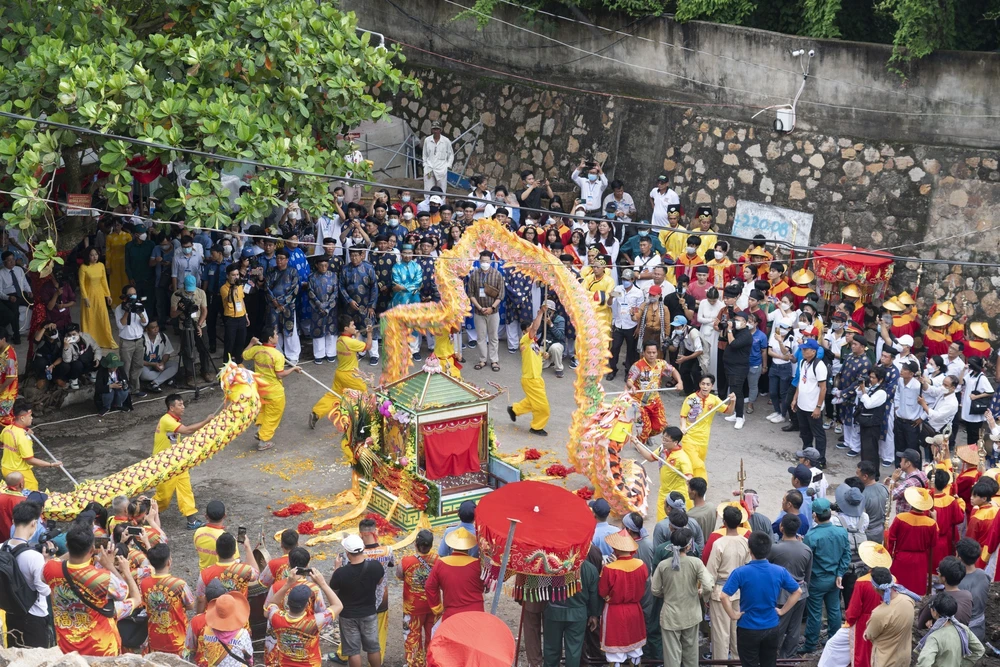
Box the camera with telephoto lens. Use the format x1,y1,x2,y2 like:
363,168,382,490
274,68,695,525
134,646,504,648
177,295,200,322
33,527,62,556
124,294,147,314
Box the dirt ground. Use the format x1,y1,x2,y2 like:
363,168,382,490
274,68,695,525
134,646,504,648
28,341,860,665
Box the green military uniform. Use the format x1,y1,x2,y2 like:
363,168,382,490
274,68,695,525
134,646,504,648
542,559,601,667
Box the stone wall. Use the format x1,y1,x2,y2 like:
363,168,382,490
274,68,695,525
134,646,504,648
388,66,1000,326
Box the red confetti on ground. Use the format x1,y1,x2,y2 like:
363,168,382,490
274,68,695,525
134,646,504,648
575,487,594,500
297,520,318,534
544,464,575,478
523,448,542,460
363,512,403,537
273,502,313,517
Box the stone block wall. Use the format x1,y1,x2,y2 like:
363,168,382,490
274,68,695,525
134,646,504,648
387,67,1000,328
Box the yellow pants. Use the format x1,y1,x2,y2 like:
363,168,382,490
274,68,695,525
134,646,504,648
512,377,550,430
681,442,707,481
313,371,367,419
337,609,389,660
256,392,286,442
1,468,37,491
655,488,692,522
154,471,197,517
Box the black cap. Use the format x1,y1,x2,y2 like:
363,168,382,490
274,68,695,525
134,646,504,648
666,204,681,214
696,206,712,217
900,449,922,467
788,463,812,486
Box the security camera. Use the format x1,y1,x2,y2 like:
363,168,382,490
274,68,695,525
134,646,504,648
808,49,816,57
791,49,805,57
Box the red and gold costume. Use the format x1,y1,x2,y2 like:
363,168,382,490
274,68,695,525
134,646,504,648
931,492,965,573
884,511,937,595
706,258,735,289
264,606,335,667
955,467,982,517
0,343,17,426
844,572,890,667
265,579,324,612
142,573,195,655
401,552,439,667
768,278,791,302
737,248,772,278
890,312,919,340
627,358,673,440
43,560,128,656
701,527,751,565
971,499,1000,573
424,554,484,621
790,284,813,309
674,252,705,281
597,555,648,655
963,337,992,359
198,561,257,598
259,555,290,587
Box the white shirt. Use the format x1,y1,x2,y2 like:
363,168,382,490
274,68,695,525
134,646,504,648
171,251,203,283
313,215,343,256
924,387,959,432
649,186,681,228
114,304,149,341
893,353,919,372
143,331,176,363
795,357,828,411
422,135,454,176
632,252,662,292
468,189,493,219
961,371,993,422
571,169,608,212
2,538,50,617
893,376,924,421
612,285,644,330
0,265,29,300
602,192,636,222
946,355,966,380
768,331,796,365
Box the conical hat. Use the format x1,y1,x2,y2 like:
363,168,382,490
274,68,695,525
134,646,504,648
903,486,933,512
882,298,905,313
970,321,994,340
928,312,954,328
605,530,639,553
715,501,749,524
896,291,916,306
983,468,1000,481
841,283,862,298
858,541,892,569
791,268,815,285
956,445,980,466
937,301,957,317
445,527,477,551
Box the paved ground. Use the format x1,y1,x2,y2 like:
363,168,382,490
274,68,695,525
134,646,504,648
28,340,857,664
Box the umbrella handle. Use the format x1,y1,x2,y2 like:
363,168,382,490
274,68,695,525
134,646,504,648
489,518,520,616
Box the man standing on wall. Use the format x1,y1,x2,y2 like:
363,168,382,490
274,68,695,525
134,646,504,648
422,121,454,194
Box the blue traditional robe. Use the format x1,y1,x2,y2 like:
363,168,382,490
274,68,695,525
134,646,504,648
838,351,871,426
391,260,423,307
340,261,378,328
304,270,339,338
265,265,299,334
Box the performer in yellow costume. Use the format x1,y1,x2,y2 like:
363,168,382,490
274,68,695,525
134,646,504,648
678,374,734,480
153,394,213,529
507,304,550,435
310,314,373,428
582,255,615,331
243,326,301,450
637,425,694,520
433,325,463,378
1,400,62,491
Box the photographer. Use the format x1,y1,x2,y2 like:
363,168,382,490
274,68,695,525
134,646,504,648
170,275,212,387
61,323,102,389
220,263,249,364
94,353,131,415
31,322,68,389
114,285,149,398
140,320,178,393
2,501,53,648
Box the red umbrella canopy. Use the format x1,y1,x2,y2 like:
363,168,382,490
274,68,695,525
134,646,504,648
427,612,515,667
811,243,894,286
476,481,594,589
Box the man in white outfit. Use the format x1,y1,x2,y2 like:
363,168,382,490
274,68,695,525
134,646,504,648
422,120,454,194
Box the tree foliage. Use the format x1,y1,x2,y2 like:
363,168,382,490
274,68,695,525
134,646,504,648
0,0,421,249
675,0,756,26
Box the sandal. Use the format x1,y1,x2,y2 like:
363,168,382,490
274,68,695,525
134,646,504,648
491,363,500,372
475,362,487,370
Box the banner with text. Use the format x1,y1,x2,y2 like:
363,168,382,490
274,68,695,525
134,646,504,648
732,200,813,247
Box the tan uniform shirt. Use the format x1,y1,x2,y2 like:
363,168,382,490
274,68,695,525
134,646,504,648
706,534,750,601
864,594,916,667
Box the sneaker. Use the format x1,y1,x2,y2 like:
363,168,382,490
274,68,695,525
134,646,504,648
313,358,324,365
766,412,781,423
529,428,549,436
745,402,754,414
881,459,894,467
734,417,745,430
186,518,205,530
69,379,80,390
149,382,162,393
327,652,348,665
836,442,849,450
368,356,380,366
327,357,337,364
257,440,274,451
846,450,860,457
823,420,833,430
507,406,517,422
772,415,786,424
467,340,477,348
555,371,564,378
412,352,422,362
834,424,843,434
724,414,738,422
98,408,110,417
508,348,518,355
309,412,319,430
134,391,148,398
569,358,579,369
781,423,797,432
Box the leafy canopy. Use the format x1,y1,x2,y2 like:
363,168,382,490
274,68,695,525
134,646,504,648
0,0,421,246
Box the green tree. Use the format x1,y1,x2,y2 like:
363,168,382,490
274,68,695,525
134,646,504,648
0,0,420,265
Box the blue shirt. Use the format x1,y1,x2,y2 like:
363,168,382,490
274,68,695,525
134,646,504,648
722,559,800,630
438,521,479,558
772,510,811,537
593,521,621,557
749,329,768,366
202,260,226,295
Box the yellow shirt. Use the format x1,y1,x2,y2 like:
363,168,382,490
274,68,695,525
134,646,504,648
193,523,226,571
659,225,689,261
0,425,33,474
660,447,694,507
219,282,247,319
694,231,718,257
153,413,182,456
336,336,367,374
583,271,615,327
244,344,286,398
520,332,542,380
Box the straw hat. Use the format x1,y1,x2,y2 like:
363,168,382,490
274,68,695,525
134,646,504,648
903,486,933,512
928,312,954,328
937,301,957,317
896,291,916,306
604,530,639,553
791,268,815,285
205,592,251,632
956,445,980,466
841,283,862,298
882,298,905,313
747,247,769,257
983,468,1000,481
444,527,477,552
970,321,995,340
715,501,749,524
858,541,893,569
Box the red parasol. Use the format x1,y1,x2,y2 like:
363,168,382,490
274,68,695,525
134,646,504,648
810,243,894,303
426,612,515,667
475,480,594,602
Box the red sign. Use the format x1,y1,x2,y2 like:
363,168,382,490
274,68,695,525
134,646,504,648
65,193,92,216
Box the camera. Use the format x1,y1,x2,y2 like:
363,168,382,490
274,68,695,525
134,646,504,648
33,527,62,556
124,294,147,314
176,295,200,328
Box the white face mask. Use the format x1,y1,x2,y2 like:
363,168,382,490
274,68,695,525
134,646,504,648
222,245,232,256
713,251,723,261
138,233,147,241
735,321,746,329
66,334,79,344
779,302,791,311
403,211,414,221
686,247,696,255
402,196,411,203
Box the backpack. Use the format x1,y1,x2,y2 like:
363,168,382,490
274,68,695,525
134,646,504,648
0,542,39,615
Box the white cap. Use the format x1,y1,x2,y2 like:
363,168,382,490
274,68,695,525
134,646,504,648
897,334,914,348
342,534,365,554
429,195,443,204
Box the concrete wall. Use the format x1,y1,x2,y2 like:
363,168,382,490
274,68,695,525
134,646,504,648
345,0,1000,149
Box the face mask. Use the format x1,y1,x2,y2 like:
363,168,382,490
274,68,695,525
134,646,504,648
429,205,439,213
833,322,844,330
455,211,465,220
638,230,648,237
713,251,723,261
352,236,362,243
336,196,345,204
623,280,633,289
797,322,807,329
139,233,147,241
779,302,790,311
402,196,411,203
480,264,490,272
686,247,696,255
587,173,598,182
66,334,79,344
389,218,400,227
403,211,414,221
183,247,193,256
735,321,746,329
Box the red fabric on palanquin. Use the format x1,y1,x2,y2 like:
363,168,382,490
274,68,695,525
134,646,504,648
475,480,594,602
811,244,894,304
426,611,515,667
